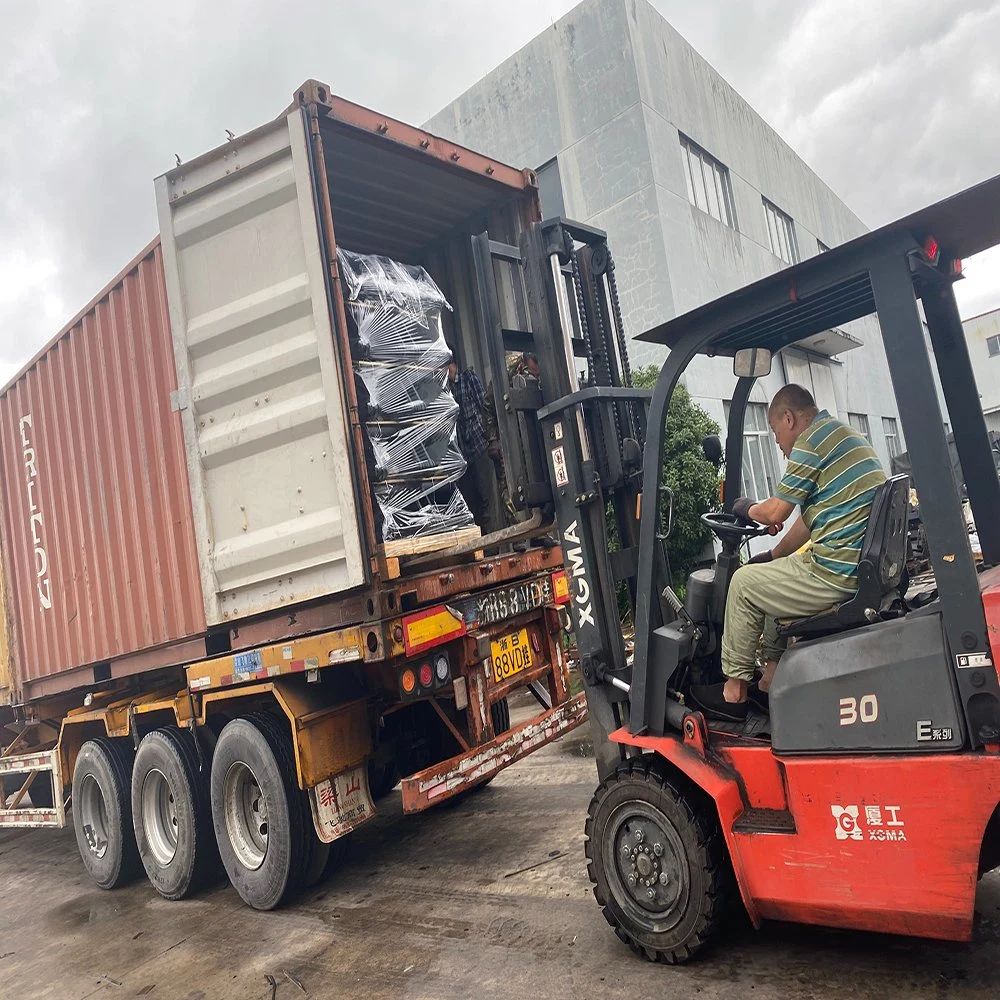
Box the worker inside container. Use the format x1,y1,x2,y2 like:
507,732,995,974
484,352,540,525
447,355,504,535
689,384,886,721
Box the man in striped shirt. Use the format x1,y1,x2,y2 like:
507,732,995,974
690,384,886,722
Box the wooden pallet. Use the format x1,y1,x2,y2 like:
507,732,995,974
381,525,482,559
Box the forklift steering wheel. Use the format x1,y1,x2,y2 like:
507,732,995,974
700,512,773,546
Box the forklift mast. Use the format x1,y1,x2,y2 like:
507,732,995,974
470,218,664,777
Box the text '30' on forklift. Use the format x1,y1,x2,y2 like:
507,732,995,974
470,172,1000,965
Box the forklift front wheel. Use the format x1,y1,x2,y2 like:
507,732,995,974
585,756,728,964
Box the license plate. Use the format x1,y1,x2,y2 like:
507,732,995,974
471,579,552,629
490,627,536,684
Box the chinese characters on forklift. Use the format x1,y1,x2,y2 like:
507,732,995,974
733,347,773,378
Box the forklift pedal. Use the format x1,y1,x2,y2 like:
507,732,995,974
732,807,796,835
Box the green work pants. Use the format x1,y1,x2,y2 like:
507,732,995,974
721,551,851,682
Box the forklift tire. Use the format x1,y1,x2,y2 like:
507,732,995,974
210,713,311,910
585,756,728,964
132,727,219,900
72,738,142,890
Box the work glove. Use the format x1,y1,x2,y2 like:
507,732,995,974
747,550,773,565
731,496,756,523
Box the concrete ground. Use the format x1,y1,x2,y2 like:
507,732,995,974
4,726,1000,1000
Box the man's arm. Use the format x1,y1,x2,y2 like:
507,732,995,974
749,496,794,526
771,515,810,557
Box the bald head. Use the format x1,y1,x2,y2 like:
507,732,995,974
768,384,818,422
768,384,819,458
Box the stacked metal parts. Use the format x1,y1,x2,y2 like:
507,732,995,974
339,248,474,540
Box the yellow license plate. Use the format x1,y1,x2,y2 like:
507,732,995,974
490,627,536,684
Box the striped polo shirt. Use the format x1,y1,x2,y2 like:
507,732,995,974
775,410,886,592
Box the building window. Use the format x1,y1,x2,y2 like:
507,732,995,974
725,401,782,500
817,239,831,253
882,416,900,458
679,135,737,229
848,412,872,444
988,334,1000,358
763,198,800,264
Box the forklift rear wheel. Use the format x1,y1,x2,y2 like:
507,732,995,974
585,757,728,964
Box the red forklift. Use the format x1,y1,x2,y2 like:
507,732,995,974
469,173,1000,964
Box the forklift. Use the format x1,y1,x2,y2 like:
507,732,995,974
471,172,1000,964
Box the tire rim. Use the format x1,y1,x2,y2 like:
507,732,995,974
603,800,690,933
223,761,268,870
140,768,179,867
79,773,110,859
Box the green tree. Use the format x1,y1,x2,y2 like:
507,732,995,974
630,365,721,590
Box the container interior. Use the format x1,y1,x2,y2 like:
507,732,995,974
318,118,538,547
318,117,536,379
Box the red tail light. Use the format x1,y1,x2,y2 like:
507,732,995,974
923,235,940,266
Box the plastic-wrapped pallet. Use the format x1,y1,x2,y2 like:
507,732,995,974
338,247,475,541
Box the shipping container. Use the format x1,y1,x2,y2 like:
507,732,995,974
0,81,586,912
0,84,539,701
0,240,205,701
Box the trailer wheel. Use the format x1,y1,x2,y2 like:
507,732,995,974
367,758,400,800
132,727,218,900
211,713,310,910
302,833,330,888
585,756,728,964
72,738,141,890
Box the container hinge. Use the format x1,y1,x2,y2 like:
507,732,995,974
170,388,190,413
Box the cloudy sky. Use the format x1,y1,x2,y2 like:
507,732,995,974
2,0,998,386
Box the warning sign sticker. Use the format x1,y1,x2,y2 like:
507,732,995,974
552,446,569,487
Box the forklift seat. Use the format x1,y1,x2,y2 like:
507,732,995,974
777,474,910,640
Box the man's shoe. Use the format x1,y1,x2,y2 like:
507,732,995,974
748,683,770,715
688,683,749,723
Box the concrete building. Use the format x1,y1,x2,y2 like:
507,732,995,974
964,308,1000,434
425,0,912,498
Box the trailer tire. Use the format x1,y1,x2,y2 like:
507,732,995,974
132,727,218,900
367,758,400,800
72,738,141,890
585,756,728,964
302,833,330,888
211,713,310,910
491,697,510,736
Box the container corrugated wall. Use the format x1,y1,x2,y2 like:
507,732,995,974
0,241,206,696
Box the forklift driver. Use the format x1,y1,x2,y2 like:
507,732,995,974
690,384,886,722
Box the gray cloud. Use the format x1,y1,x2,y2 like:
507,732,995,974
2,0,998,384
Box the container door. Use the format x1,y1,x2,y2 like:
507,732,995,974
155,111,365,626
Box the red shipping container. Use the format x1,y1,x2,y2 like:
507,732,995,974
0,240,206,700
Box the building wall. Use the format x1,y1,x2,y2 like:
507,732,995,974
964,308,1000,430
425,0,906,471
